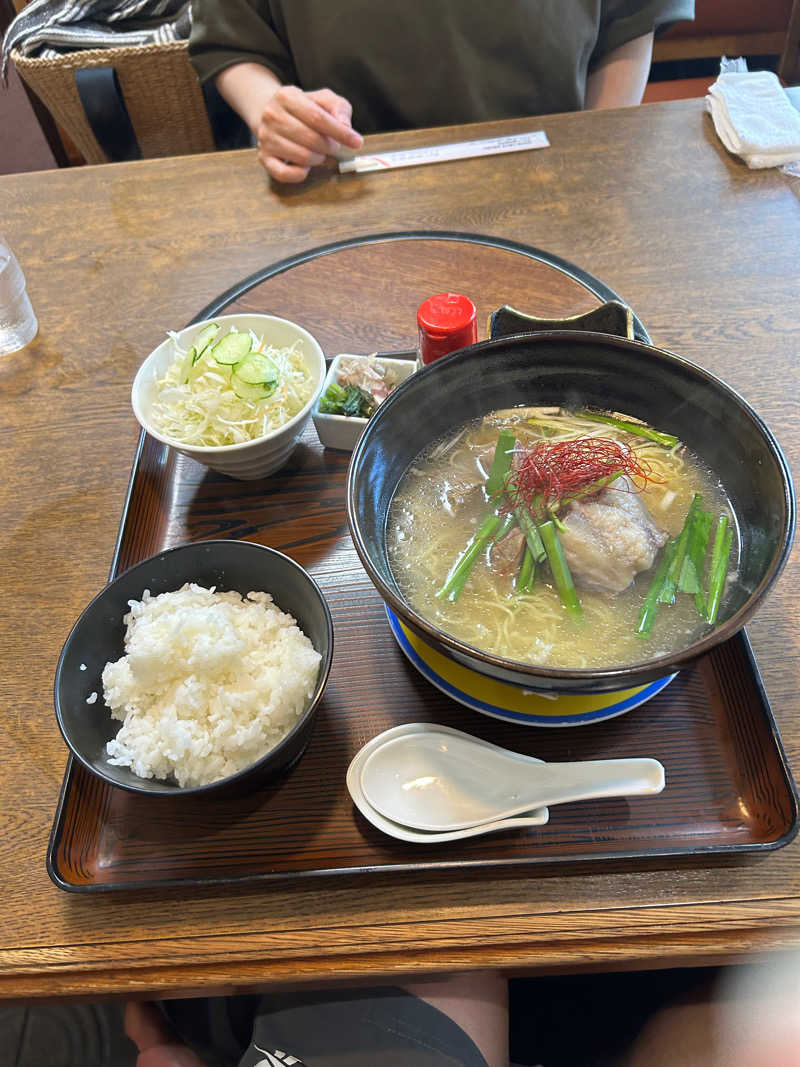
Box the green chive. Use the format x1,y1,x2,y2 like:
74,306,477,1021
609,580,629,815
485,430,515,498
539,520,582,620
706,515,732,624
517,547,535,594
636,539,677,638
575,411,679,448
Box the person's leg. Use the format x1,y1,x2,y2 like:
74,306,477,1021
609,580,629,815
125,1001,208,1067
241,984,495,1066
627,956,800,1067
404,971,509,1067
127,975,507,1067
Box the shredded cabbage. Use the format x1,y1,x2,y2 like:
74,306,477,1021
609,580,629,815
149,330,316,447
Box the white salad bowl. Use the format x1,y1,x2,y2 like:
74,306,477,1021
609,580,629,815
132,313,326,480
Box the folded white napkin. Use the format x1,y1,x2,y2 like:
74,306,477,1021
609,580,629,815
706,70,800,168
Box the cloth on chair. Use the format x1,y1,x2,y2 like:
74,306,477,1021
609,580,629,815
2,0,191,82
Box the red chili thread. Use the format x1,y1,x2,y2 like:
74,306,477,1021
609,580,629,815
505,436,656,522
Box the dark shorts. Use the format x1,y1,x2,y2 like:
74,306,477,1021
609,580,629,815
163,988,489,1066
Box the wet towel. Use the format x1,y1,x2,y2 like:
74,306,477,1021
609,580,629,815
705,69,800,169
2,0,191,82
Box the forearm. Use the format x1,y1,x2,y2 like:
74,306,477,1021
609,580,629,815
585,31,654,109
215,62,283,133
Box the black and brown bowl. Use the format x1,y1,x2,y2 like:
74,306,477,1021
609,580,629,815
346,303,795,694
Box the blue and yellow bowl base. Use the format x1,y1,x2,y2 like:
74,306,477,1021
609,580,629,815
386,607,676,727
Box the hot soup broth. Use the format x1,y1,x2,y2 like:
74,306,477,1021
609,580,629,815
387,408,736,669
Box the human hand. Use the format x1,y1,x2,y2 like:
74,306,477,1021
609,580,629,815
125,1001,208,1067
256,85,364,183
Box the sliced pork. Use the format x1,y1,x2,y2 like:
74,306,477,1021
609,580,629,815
490,526,525,575
558,477,668,594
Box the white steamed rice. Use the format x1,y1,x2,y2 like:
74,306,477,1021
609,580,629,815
102,583,321,787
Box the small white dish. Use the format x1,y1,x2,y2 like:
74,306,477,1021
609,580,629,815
360,728,665,833
312,353,416,451
346,723,549,843
132,313,326,480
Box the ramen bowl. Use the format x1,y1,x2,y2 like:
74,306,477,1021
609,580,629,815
346,308,795,694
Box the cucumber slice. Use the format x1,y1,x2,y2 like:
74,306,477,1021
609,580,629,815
235,351,279,386
212,331,252,366
190,323,220,365
230,373,278,402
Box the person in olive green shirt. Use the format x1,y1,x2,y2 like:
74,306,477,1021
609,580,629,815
189,0,692,182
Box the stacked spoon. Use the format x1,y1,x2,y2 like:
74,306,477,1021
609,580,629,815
346,723,664,843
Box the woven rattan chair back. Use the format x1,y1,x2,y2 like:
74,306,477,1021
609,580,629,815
13,39,215,164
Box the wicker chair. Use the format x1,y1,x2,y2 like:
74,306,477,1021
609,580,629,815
12,38,215,164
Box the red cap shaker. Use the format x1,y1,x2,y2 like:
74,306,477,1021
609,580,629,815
417,292,477,365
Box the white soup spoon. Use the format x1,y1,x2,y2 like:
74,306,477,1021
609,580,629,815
360,729,664,833
347,723,549,843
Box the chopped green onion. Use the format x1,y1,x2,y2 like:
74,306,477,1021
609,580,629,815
657,563,677,606
674,494,708,593
706,515,732,624
679,507,713,612
495,513,516,540
514,504,546,563
636,538,677,638
661,493,703,604
678,552,701,594
575,410,679,449
539,520,582,620
436,434,522,601
505,474,547,562
486,430,516,498
436,512,501,602
517,547,535,594
549,509,567,532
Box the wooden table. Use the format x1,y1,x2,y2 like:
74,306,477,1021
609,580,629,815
1,98,798,1001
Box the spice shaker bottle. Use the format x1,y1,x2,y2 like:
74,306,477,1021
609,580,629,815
417,292,477,365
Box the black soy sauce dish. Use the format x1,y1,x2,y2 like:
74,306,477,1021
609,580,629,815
54,540,334,798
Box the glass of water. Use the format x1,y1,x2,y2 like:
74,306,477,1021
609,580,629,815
0,235,38,356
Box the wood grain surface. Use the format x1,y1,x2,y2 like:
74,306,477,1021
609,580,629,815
1,100,799,999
